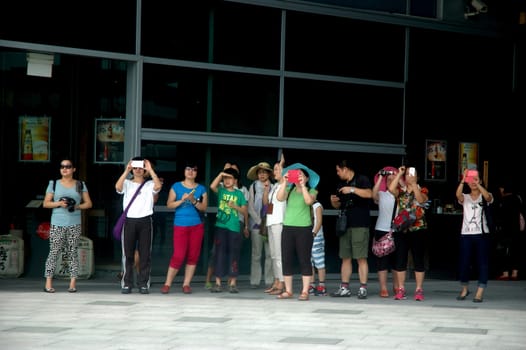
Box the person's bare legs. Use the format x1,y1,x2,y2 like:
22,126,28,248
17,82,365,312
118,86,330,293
415,270,425,291
317,268,326,284
182,264,196,287
357,258,368,284
69,277,76,290
340,258,352,283
301,275,311,295
283,275,293,294
378,270,388,293
163,266,179,287
45,277,53,290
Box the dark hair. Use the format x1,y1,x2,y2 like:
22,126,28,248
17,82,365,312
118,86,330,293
132,156,144,161
336,160,353,170
59,158,75,167
223,167,240,180
181,160,198,171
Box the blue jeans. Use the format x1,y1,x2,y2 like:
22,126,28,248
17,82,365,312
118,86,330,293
458,234,490,288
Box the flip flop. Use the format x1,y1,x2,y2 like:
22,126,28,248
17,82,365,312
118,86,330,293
276,291,293,299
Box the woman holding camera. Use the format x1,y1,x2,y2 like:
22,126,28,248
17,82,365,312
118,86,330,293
43,159,93,293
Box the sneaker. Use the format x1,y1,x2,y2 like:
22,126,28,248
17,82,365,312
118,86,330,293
182,285,192,294
160,285,170,294
229,285,239,294
205,282,213,290
308,285,316,295
139,287,149,294
315,285,327,296
357,286,368,299
330,285,351,297
210,284,223,293
414,288,424,301
121,286,131,294
394,288,407,300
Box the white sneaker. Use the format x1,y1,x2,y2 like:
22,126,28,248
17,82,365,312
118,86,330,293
357,286,368,299
330,285,351,297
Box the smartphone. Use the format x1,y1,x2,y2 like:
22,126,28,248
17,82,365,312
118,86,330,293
408,167,416,176
131,160,144,168
464,169,478,184
287,169,300,184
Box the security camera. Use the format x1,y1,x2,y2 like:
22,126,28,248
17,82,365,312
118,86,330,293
471,0,488,13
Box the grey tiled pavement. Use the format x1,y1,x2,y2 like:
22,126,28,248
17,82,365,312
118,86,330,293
1,273,525,350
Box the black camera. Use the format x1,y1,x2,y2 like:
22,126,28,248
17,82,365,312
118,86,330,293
379,170,394,176
59,197,76,212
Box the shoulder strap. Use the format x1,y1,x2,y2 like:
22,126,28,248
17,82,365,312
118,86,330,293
76,180,85,203
124,181,147,214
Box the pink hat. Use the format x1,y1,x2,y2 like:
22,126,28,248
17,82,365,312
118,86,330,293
374,166,398,192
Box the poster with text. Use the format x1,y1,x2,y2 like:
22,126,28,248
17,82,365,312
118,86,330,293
459,142,479,180
425,139,446,181
94,119,125,164
19,116,51,162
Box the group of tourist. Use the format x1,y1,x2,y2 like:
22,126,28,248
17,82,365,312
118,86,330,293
42,156,524,303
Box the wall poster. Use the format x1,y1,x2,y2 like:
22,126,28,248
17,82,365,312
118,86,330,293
19,115,51,162
458,142,479,180
94,118,125,164
425,139,447,181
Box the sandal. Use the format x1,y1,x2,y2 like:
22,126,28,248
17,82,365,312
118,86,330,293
43,287,55,293
264,286,277,293
270,288,284,295
276,291,293,299
298,292,309,301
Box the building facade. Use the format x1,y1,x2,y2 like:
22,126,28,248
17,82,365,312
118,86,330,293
1,0,524,277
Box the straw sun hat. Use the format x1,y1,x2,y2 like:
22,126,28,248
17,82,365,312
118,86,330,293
247,162,273,181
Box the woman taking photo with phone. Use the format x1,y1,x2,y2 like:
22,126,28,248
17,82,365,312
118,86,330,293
455,169,493,303
115,157,162,294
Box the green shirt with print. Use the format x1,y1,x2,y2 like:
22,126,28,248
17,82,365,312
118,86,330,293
215,186,247,232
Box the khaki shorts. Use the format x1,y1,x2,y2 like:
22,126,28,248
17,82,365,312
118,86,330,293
338,226,369,259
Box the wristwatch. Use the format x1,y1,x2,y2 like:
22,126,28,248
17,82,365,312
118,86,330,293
350,187,355,194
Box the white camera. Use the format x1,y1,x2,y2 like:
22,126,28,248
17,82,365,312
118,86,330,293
471,0,488,13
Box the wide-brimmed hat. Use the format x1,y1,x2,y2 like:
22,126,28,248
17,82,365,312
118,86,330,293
374,166,398,192
247,162,273,181
282,163,320,189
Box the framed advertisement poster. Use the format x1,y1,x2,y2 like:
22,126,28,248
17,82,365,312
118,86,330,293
425,139,447,181
459,142,479,180
19,116,51,162
94,119,125,164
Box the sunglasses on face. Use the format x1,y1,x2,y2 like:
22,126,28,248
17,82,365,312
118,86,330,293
60,165,73,169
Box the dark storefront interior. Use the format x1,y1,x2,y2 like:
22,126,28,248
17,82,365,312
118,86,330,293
1,0,525,279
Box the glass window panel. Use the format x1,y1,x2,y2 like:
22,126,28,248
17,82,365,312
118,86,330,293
211,71,279,136
142,64,209,131
286,11,406,81
213,2,281,69
283,78,404,143
141,2,210,61
0,1,136,53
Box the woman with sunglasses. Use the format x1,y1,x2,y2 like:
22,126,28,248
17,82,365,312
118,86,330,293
42,159,93,293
